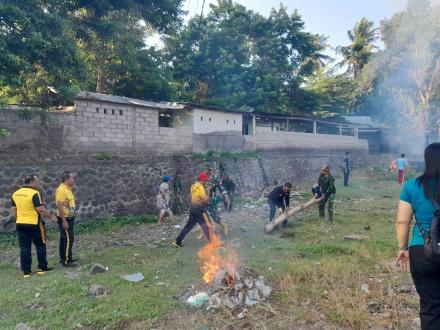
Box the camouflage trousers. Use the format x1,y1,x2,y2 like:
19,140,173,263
319,194,334,223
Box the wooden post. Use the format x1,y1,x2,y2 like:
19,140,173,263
252,115,256,150
340,124,343,144
355,125,359,147
313,121,317,151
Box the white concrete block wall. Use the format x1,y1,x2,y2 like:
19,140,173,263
192,108,242,134
255,128,368,150
1,101,370,154
157,127,192,153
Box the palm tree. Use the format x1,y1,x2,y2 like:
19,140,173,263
337,18,378,78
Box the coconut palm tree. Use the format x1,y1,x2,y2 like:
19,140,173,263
337,18,378,78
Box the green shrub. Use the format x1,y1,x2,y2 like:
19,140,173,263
95,153,113,160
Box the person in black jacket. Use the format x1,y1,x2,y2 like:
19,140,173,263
268,182,292,226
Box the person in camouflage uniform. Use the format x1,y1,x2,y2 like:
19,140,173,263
318,165,336,224
204,168,229,235
221,174,235,212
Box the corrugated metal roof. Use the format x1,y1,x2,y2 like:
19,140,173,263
76,91,185,110
343,116,384,128
180,102,250,114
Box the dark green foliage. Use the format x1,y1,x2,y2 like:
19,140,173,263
166,1,328,113
0,0,184,105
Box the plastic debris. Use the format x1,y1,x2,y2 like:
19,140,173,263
187,292,209,307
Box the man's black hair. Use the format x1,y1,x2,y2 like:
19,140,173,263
345,151,350,155
24,174,38,185
61,171,72,183
401,153,405,158
284,182,292,189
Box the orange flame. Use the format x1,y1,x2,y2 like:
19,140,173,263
197,221,238,284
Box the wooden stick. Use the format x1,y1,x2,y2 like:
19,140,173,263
265,197,322,233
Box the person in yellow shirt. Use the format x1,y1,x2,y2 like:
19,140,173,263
11,174,56,278
172,173,212,248
55,172,77,267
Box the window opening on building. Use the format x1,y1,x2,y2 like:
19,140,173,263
159,111,173,127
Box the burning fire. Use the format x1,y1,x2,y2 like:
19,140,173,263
197,223,239,285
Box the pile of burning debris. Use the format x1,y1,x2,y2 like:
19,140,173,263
177,229,272,310
178,266,272,310
177,226,272,310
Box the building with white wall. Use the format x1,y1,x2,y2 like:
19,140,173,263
0,91,370,155
75,92,369,153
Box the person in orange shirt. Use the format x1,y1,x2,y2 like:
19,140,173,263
172,173,212,248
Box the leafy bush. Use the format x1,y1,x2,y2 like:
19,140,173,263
95,153,113,160
0,128,11,137
191,150,260,161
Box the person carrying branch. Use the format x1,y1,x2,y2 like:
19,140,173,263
267,182,292,227
318,165,336,224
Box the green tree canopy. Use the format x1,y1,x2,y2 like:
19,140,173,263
0,0,184,105
165,0,328,113
337,17,378,79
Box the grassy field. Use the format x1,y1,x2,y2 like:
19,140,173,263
0,174,419,329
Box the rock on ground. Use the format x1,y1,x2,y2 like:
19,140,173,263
89,263,107,275
88,284,107,298
122,272,144,282
344,234,369,241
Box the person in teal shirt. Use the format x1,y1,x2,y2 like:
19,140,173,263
394,153,409,184
396,143,440,330
400,179,435,246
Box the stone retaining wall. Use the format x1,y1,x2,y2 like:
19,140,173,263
0,151,395,232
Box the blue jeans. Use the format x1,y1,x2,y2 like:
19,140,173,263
268,200,287,226
343,170,350,186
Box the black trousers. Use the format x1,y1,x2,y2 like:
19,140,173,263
410,246,440,330
176,206,211,245
16,222,47,273
57,217,75,264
